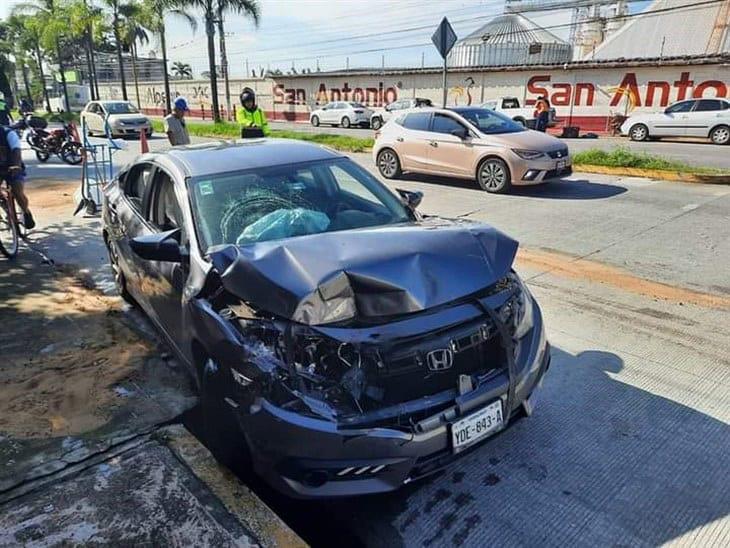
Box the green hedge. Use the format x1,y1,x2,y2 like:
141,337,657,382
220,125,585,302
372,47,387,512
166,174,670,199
151,120,374,152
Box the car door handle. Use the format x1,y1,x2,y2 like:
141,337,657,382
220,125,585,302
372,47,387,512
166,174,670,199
429,141,438,147
396,137,404,142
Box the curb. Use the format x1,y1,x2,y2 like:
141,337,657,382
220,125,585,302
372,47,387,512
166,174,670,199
574,164,730,184
159,425,308,548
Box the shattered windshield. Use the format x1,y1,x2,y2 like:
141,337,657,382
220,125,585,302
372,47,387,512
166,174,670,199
189,158,412,251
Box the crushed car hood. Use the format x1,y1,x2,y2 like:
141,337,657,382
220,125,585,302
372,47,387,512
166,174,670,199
208,219,518,325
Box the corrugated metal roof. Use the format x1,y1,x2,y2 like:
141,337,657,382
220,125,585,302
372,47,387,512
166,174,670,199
459,13,569,46
587,0,730,60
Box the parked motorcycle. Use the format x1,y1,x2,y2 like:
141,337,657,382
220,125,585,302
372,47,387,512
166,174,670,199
23,116,83,165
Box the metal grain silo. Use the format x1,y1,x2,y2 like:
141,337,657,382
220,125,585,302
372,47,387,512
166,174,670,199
448,13,573,67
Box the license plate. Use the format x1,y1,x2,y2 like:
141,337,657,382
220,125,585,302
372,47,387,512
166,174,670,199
556,159,568,169
451,400,503,453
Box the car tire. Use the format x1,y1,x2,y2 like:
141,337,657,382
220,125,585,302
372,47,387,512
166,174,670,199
377,148,402,179
709,125,730,145
106,238,135,305
371,117,383,130
477,157,512,194
311,115,320,127
200,357,252,471
341,116,351,129
629,123,649,142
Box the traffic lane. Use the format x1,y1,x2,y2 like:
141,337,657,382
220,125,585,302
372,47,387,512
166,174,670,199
350,152,730,295
321,162,730,546
564,137,730,170
270,119,374,138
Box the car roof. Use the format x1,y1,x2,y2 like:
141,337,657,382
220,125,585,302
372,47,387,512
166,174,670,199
154,138,345,178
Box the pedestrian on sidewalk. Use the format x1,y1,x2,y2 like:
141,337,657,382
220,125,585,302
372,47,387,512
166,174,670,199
534,96,550,133
164,98,191,146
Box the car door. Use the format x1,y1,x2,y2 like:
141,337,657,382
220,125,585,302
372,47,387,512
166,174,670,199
394,111,434,171
91,103,107,133
684,99,724,137
319,102,335,124
652,100,695,136
425,112,476,177
109,162,156,310
141,167,189,352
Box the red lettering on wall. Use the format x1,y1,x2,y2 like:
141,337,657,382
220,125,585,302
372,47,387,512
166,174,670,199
526,75,550,106
353,88,364,102
317,83,328,104
645,81,670,107
611,72,641,107
693,80,728,98
673,72,694,101
574,83,595,106
551,83,572,106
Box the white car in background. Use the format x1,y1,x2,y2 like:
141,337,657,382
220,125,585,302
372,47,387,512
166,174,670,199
81,100,152,138
310,101,373,128
370,98,433,130
621,98,730,145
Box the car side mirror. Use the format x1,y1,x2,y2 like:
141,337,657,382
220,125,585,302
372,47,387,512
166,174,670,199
130,228,188,263
396,188,423,210
451,128,469,139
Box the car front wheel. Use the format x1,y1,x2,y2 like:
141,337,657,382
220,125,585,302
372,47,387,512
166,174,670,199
371,117,382,130
477,157,512,193
710,125,730,145
311,115,320,127
629,123,649,141
377,148,402,179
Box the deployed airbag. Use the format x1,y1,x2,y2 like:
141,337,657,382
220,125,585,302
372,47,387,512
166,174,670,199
236,208,330,245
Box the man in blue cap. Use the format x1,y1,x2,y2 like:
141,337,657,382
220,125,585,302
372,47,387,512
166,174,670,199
164,97,191,146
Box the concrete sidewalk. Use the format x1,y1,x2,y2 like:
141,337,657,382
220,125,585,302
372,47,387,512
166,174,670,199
0,176,305,547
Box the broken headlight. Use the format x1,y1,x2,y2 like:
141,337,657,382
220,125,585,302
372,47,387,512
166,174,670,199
499,273,535,339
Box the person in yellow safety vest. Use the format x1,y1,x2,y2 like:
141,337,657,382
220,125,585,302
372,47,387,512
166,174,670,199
236,87,269,135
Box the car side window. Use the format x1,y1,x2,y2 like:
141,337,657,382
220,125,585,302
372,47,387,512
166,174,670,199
431,113,467,135
336,102,347,110
150,170,188,243
694,99,723,112
402,112,431,131
666,101,695,114
124,163,154,212
330,164,381,206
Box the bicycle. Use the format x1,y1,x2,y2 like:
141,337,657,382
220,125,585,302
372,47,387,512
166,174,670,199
0,174,27,259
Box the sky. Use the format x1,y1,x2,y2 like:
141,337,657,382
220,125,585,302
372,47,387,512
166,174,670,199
2,0,653,77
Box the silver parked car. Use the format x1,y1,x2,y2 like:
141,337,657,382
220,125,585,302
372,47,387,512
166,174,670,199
81,100,152,138
371,98,432,130
621,98,730,145
310,101,373,128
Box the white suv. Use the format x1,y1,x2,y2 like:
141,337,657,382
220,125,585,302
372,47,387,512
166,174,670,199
621,98,730,145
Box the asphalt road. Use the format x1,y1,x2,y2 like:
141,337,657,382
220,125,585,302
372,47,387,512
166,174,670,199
266,120,730,170
18,138,730,547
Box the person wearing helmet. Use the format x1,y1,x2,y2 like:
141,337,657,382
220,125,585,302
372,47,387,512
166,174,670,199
236,87,268,136
164,97,191,146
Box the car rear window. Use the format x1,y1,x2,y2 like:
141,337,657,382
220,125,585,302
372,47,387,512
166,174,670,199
401,112,431,131
694,99,725,112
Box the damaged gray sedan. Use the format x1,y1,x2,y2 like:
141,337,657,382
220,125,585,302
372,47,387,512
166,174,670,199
102,139,550,498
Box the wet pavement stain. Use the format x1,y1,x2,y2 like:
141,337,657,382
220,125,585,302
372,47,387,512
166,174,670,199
483,473,501,486
453,492,475,507
423,512,458,547
423,488,451,513
452,514,482,547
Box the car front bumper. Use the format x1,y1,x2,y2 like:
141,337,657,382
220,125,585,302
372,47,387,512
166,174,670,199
111,124,151,136
510,155,573,185
234,302,550,498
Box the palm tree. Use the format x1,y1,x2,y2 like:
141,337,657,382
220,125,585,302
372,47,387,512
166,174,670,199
13,0,71,111
67,0,106,100
178,0,259,122
100,0,129,101
171,61,192,79
216,0,259,120
119,2,150,108
140,0,197,114
2,15,34,103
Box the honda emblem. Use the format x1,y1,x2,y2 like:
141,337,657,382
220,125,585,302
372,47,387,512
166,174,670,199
426,349,454,371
